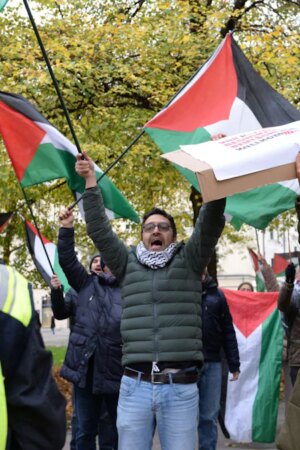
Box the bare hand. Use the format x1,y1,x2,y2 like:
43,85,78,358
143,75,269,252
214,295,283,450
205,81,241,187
75,152,97,187
230,371,240,381
59,207,74,228
211,133,226,141
51,274,61,290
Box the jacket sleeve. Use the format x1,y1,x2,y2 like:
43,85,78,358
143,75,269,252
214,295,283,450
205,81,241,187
5,313,66,450
261,264,279,292
50,287,72,320
220,292,240,373
57,227,89,292
278,283,294,314
82,186,128,281
184,198,226,274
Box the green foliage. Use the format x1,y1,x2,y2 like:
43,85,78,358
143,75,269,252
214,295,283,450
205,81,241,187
47,345,67,367
0,0,299,282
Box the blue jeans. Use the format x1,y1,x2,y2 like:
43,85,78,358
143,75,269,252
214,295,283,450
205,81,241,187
198,362,222,450
117,375,199,450
74,384,118,450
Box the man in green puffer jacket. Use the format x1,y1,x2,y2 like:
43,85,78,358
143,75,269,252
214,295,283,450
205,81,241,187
74,152,226,450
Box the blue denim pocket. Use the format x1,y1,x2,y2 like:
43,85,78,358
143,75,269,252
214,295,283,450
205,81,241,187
172,382,198,400
119,375,138,397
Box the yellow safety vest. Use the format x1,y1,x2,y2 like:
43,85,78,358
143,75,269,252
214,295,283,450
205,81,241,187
0,265,33,450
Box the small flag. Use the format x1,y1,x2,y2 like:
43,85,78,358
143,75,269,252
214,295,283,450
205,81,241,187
247,247,265,292
273,253,289,277
222,288,283,443
145,33,300,229
25,220,70,291
0,212,13,233
0,91,139,223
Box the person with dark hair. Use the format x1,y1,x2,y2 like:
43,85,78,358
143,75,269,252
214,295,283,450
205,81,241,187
74,152,226,450
0,263,66,450
237,281,254,292
198,270,240,450
56,209,122,450
50,275,117,450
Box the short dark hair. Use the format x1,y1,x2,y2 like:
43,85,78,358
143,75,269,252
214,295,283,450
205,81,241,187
142,207,177,239
237,281,254,291
89,254,105,272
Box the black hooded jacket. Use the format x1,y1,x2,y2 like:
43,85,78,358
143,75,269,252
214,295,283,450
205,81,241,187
57,227,123,394
202,276,240,373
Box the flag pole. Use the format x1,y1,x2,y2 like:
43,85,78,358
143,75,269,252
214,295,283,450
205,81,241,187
68,129,145,209
21,186,55,275
287,227,292,261
22,0,83,154
22,3,225,210
255,229,261,255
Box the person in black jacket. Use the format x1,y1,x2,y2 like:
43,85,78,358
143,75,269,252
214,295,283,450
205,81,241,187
50,275,118,450
198,270,240,450
56,208,123,450
0,263,66,450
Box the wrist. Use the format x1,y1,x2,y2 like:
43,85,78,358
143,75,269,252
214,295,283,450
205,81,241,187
60,224,74,229
85,173,97,189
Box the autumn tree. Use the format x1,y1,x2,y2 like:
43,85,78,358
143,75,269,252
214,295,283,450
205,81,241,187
0,0,299,284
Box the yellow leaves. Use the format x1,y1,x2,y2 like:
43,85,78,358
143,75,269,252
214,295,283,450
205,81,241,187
287,56,298,65
272,26,283,38
181,35,190,44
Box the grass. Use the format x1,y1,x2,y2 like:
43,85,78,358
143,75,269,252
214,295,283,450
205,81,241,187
47,346,67,367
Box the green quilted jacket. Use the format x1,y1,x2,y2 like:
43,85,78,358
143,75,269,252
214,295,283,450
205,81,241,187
83,187,225,366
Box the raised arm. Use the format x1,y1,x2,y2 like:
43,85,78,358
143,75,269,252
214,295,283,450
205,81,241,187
258,254,279,292
75,153,128,281
278,263,296,314
57,208,89,292
184,198,226,275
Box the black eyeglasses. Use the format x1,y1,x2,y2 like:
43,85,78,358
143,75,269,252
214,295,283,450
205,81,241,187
142,222,172,233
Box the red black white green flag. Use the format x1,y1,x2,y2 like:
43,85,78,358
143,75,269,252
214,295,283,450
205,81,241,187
273,253,289,277
0,212,13,233
221,288,283,443
247,247,265,292
0,92,139,223
145,33,300,229
25,220,70,291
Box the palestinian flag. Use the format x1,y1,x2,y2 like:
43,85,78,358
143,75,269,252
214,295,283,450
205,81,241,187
0,92,139,223
222,288,283,443
273,253,289,277
145,33,300,229
0,0,9,11
25,220,70,291
247,247,265,292
0,212,13,233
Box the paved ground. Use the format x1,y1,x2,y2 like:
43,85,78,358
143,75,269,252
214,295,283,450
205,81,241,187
43,328,284,450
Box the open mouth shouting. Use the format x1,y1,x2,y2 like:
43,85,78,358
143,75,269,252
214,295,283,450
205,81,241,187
150,238,164,251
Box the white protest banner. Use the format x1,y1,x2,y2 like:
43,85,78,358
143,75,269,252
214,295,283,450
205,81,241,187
180,121,300,181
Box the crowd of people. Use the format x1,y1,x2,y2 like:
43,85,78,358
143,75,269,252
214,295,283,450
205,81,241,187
2,154,300,450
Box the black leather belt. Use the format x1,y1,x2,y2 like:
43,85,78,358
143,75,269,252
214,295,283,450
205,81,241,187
123,367,198,384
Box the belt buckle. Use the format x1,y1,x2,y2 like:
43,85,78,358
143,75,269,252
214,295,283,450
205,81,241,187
151,373,164,384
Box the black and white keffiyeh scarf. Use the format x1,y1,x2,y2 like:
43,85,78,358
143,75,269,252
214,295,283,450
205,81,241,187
136,242,177,269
